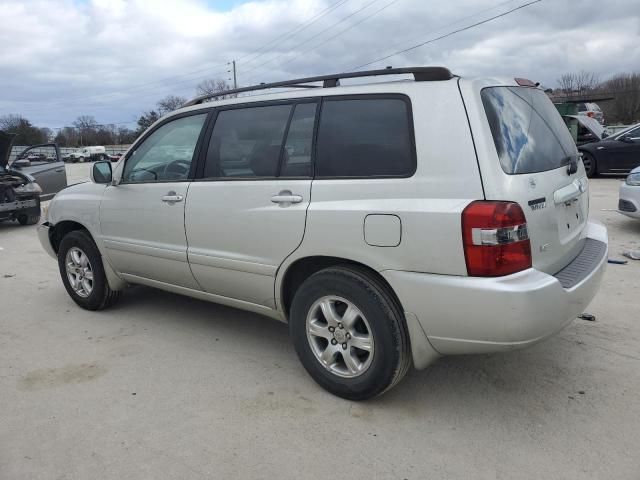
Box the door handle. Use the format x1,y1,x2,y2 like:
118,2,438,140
271,191,303,205
162,192,184,204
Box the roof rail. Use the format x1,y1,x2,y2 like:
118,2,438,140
183,66,454,107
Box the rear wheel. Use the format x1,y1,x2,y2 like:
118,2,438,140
581,152,596,177
78,156,85,163
290,265,410,400
58,230,121,310
17,214,40,225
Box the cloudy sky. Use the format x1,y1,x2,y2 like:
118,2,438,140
1,0,639,130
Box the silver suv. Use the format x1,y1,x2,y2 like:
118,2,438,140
39,67,608,400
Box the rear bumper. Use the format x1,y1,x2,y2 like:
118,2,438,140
383,220,608,366
618,183,640,219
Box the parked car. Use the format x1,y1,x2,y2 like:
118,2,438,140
64,146,107,163
618,166,640,219
577,102,604,125
578,122,640,177
38,68,608,400
107,152,123,162
567,114,605,146
9,143,68,201
1,132,51,225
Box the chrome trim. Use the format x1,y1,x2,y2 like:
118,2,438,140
471,224,529,246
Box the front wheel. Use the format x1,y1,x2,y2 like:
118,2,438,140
17,214,40,225
58,230,121,310
290,266,410,400
581,152,596,177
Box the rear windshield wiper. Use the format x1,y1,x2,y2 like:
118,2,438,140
564,155,579,175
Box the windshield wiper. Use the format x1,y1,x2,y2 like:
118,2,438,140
564,155,579,175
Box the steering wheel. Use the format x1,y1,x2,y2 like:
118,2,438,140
162,159,191,180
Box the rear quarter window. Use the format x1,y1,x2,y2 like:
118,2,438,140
482,86,577,175
316,97,415,178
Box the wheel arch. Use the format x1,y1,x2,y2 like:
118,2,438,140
277,255,441,370
49,219,127,291
49,220,89,254
578,148,597,175
278,255,403,321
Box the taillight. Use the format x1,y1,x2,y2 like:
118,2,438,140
587,111,594,118
462,201,532,276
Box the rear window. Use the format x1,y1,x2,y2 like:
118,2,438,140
316,97,415,178
482,87,577,175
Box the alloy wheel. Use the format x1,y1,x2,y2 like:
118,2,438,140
306,296,374,378
65,247,94,298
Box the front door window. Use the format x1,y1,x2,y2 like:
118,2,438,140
122,114,207,183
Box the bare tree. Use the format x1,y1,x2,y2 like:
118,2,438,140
195,78,235,100
557,71,600,93
600,72,640,124
157,95,187,115
0,114,24,131
73,115,98,132
72,115,99,145
0,115,47,145
39,127,53,142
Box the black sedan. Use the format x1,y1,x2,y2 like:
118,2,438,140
579,123,640,177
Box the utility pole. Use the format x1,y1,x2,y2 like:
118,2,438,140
232,60,237,89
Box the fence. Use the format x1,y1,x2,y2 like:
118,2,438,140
8,145,131,162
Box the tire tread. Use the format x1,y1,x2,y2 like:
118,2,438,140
58,229,122,311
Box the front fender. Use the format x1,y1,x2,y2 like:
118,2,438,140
47,182,107,247
46,182,127,291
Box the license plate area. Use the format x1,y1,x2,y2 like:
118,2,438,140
0,198,37,213
556,198,585,243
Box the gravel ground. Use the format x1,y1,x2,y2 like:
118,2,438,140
1,164,639,480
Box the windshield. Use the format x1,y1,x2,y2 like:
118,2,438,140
482,86,578,175
613,122,640,138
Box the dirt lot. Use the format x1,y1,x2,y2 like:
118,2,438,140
1,164,639,480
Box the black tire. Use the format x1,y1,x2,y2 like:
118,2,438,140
57,230,121,310
78,156,85,163
581,151,596,178
17,214,40,225
290,265,410,400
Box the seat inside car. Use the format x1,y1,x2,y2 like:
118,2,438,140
249,143,283,177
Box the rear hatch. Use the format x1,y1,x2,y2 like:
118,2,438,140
474,84,588,275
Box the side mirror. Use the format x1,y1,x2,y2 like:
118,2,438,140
620,135,634,143
90,161,113,184
12,159,30,168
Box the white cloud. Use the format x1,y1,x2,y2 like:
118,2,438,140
0,0,638,128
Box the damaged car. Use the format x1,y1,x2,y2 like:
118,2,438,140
1,131,66,225
573,119,640,177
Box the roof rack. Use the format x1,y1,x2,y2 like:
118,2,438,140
183,66,454,106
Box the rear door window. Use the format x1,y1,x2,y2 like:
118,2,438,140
316,97,415,178
280,103,317,177
482,87,577,174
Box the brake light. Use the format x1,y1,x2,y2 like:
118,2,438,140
462,201,532,276
587,111,594,118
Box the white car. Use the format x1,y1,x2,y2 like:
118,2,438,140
577,102,605,125
38,67,608,400
619,166,640,219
